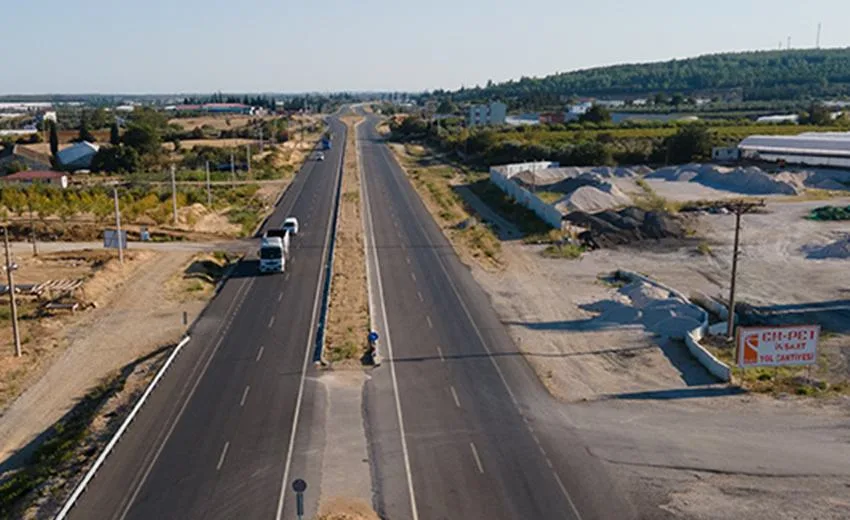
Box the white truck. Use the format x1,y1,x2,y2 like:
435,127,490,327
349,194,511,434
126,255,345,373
259,236,286,273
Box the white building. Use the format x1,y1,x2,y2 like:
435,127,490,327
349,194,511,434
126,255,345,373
738,133,850,168
467,101,507,126
596,99,626,108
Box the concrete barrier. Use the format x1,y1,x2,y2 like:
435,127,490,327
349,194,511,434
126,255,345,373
616,270,731,382
489,162,564,229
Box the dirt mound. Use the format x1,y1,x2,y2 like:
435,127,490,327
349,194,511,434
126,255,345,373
803,235,850,259
565,207,685,248
554,185,631,213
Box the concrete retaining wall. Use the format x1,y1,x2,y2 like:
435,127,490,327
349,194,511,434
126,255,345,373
617,270,731,382
489,162,563,229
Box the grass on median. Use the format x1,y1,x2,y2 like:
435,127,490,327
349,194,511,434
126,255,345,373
324,116,371,365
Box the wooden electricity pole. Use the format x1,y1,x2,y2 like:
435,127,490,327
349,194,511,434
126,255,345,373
3,227,21,357
726,200,766,338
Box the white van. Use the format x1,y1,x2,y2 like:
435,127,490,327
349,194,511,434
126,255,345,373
283,217,299,235
259,236,286,273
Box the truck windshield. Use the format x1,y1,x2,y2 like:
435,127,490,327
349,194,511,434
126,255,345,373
266,229,287,238
260,247,282,260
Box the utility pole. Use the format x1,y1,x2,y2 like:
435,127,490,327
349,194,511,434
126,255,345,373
205,161,212,207
28,205,37,256
246,144,252,174
113,187,124,264
726,200,766,338
170,164,178,224
230,152,236,187
3,227,21,357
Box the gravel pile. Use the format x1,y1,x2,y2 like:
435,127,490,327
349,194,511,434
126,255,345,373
565,207,685,248
803,235,850,259
646,164,799,195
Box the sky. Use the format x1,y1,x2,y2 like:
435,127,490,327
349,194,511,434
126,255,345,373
2,0,849,95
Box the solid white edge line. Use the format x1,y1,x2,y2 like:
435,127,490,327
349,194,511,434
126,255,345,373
116,279,255,520
53,335,192,520
377,136,584,520
240,386,250,407
216,441,230,471
360,118,420,520
469,442,484,474
275,118,345,520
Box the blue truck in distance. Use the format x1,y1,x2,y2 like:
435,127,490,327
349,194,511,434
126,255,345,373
321,135,332,150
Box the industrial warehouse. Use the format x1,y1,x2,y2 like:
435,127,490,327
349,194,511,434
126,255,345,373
738,131,850,168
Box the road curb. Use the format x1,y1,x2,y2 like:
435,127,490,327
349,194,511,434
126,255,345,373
54,335,192,520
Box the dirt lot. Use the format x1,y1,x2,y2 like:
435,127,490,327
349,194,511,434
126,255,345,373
324,116,369,364
168,115,255,131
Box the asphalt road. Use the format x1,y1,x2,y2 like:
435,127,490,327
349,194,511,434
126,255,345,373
359,115,636,520
66,119,345,520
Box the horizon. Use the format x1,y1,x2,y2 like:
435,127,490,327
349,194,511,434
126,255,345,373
3,0,849,95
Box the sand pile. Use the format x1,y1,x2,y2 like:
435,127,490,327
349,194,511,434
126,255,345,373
803,235,850,259
619,280,704,338
646,164,799,195
565,207,685,248
554,184,632,213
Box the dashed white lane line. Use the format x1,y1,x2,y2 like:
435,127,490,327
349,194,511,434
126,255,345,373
426,316,433,328
450,386,461,408
405,256,411,265
278,292,283,302
256,346,265,362
268,316,275,328
469,442,484,474
417,291,423,302
240,386,250,407
410,272,416,282
216,441,230,471
436,346,445,362
285,272,290,281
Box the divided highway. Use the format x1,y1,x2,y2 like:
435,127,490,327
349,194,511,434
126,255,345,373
359,114,635,520
66,119,346,520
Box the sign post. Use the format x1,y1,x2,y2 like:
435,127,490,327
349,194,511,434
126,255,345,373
292,479,307,520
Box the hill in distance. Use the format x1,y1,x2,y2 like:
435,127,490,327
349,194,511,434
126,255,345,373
445,48,850,104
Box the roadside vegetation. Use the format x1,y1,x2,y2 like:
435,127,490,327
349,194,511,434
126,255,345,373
390,143,503,269
324,117,370,364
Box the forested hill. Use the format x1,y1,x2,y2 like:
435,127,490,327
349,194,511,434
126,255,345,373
445,48,850,104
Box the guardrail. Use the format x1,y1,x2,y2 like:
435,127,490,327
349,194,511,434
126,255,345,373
54,335,191,520
312,121,346,364
616,269,731,382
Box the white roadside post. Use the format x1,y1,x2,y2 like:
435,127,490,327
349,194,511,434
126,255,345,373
170,164,178,224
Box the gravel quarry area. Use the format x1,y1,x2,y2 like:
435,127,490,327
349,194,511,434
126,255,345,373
466,192,850,519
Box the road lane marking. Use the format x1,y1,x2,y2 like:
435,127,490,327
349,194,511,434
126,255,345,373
256,346,264,362
358,123,420,520
268,316,275,328
405,256,411,265
417,291,423,302
216,441,230,471
450,386,461,408
278,292,283,302
436,346,445,362
426,316,432,328
276,125,346,520
285,272,290,281
240,386,250,407
116,278,255,520
469,442,484,474
410,272,416,282
376,141,584,519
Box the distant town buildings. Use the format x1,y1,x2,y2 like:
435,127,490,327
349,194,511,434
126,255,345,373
467,101,507,126
168,103,258,115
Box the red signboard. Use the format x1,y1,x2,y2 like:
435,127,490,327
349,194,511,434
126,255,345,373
736,325,820,368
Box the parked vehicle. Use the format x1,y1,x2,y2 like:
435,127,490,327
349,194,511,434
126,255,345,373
283,217,299,235
259,236,285,273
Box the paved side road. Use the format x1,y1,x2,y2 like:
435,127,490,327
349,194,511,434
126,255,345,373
358,114,635,520
64,119,347,520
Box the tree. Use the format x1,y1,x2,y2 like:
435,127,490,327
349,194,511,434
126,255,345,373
91,146,141,173
670,93,686,106
436,100,457,114
663,124,713,163
78,118,96,143
49,121,59,158
654,93,669,106
806,103,832,125
122,123,161,156
110,121,121,145
88,108,109,129
578,105,612,124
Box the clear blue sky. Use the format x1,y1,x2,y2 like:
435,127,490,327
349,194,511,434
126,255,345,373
2,0,848,95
